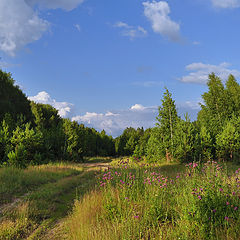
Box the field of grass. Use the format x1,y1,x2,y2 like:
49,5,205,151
0,158,239,239
0,160,105,240
65,159,240,240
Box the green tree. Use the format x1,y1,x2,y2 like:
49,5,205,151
156,88,179,161
216,116,240,161
0,70,33,123
8,123,44,167
174,114,197,162
146,127,164,162
225,74,240,116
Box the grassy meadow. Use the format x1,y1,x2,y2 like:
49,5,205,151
0,158,239,239
65,159,240,240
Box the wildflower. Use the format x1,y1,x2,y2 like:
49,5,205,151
232,192,236,195
234,207,238,211
198,195,202,200
219,188,223,192
134,215,139,219
212,209,216,213
226,202,230,205
176,175,180,179
225,216,229,221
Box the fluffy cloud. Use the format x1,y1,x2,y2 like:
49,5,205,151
143,1,181,42
28,91,74,118
72,102,200,137
0,0,49,56
25,0,85,11
72,105,157,137
114,21,147,40
0,0,84,56
211,0,240,8
180,62,240,84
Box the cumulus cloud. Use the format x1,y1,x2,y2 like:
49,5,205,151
0,0,84,56
29,91,74,118
143,1,181,42
211,0,240,8
180,62,240,84
72,102,200,137
114,21,147,40
25,0,85,11
0,0,49,56
72,104,157,137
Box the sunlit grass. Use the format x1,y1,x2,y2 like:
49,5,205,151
0,163,83,205
65,160,240,240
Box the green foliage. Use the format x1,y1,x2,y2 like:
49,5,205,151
156,88,179,160
68,161,240,239
146,127,165,162
174,114,198,162
216,116,240,161
7,123,44,167
0,70,33,123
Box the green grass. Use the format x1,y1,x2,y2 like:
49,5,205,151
1,158,239,240
0,163,83,205
65,160,240,240
0,162,97,240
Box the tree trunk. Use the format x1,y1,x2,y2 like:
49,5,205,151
166,149,171,163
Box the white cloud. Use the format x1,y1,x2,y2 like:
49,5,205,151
176,101,201,121
72,104,158,136
25,0,85,11
143,1,181,42
74,24,81,32
114,21,147,40
29,91,74,118
72,102,200,137
0,0,85,56
0,0,49,56
211,0,240,8
180,62,240,84
130,104,146,111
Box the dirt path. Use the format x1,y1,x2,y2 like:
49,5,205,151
0,161,113,240
82,162,111,171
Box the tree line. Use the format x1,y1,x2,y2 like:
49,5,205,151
0,70,115,167
116,73,240,163
1,69,240,167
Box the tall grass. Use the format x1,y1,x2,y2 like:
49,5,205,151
66,160,240,240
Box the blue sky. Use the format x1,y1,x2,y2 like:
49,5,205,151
1,0,240,136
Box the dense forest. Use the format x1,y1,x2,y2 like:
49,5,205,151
1,69,240,167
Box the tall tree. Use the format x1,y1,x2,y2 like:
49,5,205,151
156,88,179,161
225,74,240,116
0,70,33,123
174,114,197,162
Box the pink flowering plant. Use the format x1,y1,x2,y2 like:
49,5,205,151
95,159,240,239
